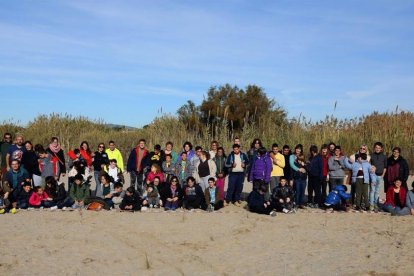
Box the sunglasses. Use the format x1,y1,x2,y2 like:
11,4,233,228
172,180,178,182
98,146,104,148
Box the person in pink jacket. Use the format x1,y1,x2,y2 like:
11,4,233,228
29,186,55,208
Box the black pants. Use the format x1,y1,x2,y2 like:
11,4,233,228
209,201,224,211
308,175,322,205
272,200,294,212
250,205,273,215
183,197,206,210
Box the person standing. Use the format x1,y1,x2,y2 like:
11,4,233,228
106,140,124,172
46,137,66,180
307,145,323,208
225,144,249,206
385,147,409,191
0,133,12,175
328,146,346,192
269,143,285,199
6,134,25,171
370,142,387,211
127,139,149,194
193,151,216,191
92,143,109,196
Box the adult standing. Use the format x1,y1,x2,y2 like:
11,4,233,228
93,143,109,196
385,147,409,191
0,133,12,175
249,147,272,199
327,146,346,192
307,145,323,208
106,140,124,172
225,144,249,206
193,151,216,191
79,141,93,168
46,137,66,180
21,141,42,187
282,145,292,185
269,143,285,197
6,134,25,171
127,139,149,194
320,144,330,202
209,141,219,160
370,142,387,211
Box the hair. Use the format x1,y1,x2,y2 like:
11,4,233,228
139,139,146,143
216,147,226,157
11,159,20,165
328,142,336,148
98,143,105,149
374,142,383,148
170,176,179,185
232,144,241,149
73,148,80,155
210,140,218,147
24,140,33,147
195,146,203,151
334,145,342,151
4,132,12,138
310,145,318,155
22,181,32,187
297,153,306,162
153,176,161,182
165,154,172,159
186,176,196,184
151,164,161,173
80,141,91,154
359,153,368,160
208,177,215,183
34,186,44,193
250,138,262,149
74,174,84,182
34,144,45,153
166,141,173,147
272,143,279,148
258,147,267,156
154,144,161,151
183,141,193,150
45,176,57,187
392,147,401,153
100,173,112,184
109,159,117,163
108,140,115,145
259,184,267,193
114,182,123,189
180,151,187,156
126,186,135,194
37,148,47,155
279,176,287,182
51,136,59,142
283,145,290,150
394,177,402,184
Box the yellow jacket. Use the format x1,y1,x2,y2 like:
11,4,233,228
270,152,285,177
105,148,124,172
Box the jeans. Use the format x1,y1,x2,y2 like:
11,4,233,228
382,204,411,216
294,178,307,206
130,171,145,195
329,177,344,192
94,171,102,197
164,200,179,210
370,175,383,208
226,172,244,203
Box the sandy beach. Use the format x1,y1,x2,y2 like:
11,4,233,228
1,175,414,275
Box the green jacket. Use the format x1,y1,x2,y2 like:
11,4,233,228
69,182,90,202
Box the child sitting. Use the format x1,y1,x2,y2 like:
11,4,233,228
15,181,33,209
204,177,224,211
146,164,164,185
271,177,295,213
69,174,90,209
183,176,205,210
247,184,277,216
324,184,350,212
29,186,54,208
100,173,114,208
44,176,67,209
142,184,160,208
120,187,142,211
112,182,125,209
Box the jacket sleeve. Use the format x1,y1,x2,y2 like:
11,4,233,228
209,160,217,179
401,159,409,182
406,191,414,209
225,154,233,168
116,150,124,172
343,158,353,170
58,150,66,174
265,158,273,183
29,193,38,205
289,155,299,172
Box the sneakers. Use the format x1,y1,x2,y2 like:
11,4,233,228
282,208,289,214
0,209,5,214
149,204,154,208
234,201,241,207
270,211,277,217
10,208,17,214
141,206,148,211
50,206,58,211
223,201,229,207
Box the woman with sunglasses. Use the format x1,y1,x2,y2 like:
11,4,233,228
92,143,109,196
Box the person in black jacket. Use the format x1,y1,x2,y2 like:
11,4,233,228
182,176,206,210
247,184,277,216
92,143,109,196
15,181,33,209
120,187,142,211
44,176,67,209
160,176,183,210
21,141,41,187
385,147,409,191
271,177,295,213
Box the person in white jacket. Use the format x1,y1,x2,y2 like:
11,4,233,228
193,150,216,191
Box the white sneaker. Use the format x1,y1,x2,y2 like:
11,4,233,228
28,207,35,211
50,206,58,211
62,207,68,211
141,206,148,211
270,211,277,217
282,208,289,214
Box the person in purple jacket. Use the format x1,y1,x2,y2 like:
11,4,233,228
249,147,273,198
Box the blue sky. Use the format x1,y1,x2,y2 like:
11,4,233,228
0,0,413,127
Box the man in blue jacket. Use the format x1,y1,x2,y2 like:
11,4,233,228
225,144,249,207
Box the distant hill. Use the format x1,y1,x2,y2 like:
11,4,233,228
104,124,138,131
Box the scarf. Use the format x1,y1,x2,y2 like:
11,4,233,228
49,143,61,153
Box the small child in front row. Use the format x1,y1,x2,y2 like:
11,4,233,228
111,182,125,209
16,181,33,209
142,184,160,208
120,187,142,211
271,177,295,214
204,177,224,211
29,186,55,208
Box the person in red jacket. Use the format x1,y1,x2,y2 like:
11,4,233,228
29,186,55,208
382,178,410,216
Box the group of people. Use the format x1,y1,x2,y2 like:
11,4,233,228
0,132,413,217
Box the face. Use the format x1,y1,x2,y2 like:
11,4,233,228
126,191,132,196
295,148,302,155
100,176,107,184
151,166,156,173
166,156,171,162
147,187,153,192
110,161,116,168
187,179,194,187
52,139,58,146
115,187,122,193
374,145,383,153
217,149,224,157
153,179,160,186
233,147,240,154
15,136,23,146
329,145,335,151
280,179,287,186
395,180,402,188
393,149,400,159
272,147,279,154
166,144,172,151
37,188,44,194
139,141,145,149
184,144,190,152
81,143,88,150
196,149,202,157
75,179,82,185
181,153,187,161
335,149,341,156
23,185,31,192
4,134,12,143
254,141,261,149
359,146,367,153
109,143,115,151
171,179,178,186
234,138,240,145
98,144,105,152
25,143,32,151
321,148,328,156
211,143,217,150
11,161,19,170
208,180,215,188
283,148,290,155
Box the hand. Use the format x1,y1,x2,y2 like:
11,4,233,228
411,209,414,216
264,203,267,208
142,200,148,205
370,166,376,173
241,163,245,168
173,197,178,202
6,166,10,171
167,198,172,202
233,163,237,168
286,198,290,203
279,199,283,203
299,168,306,173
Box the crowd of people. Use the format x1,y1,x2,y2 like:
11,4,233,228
0,132,413,217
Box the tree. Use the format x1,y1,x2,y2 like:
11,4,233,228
177,100,202,132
